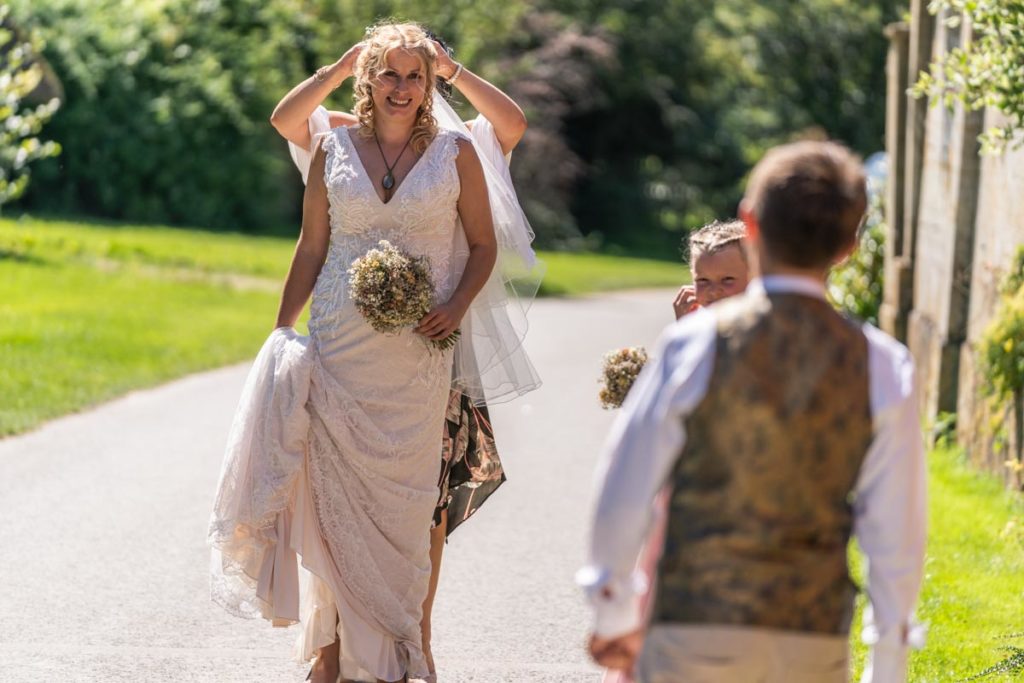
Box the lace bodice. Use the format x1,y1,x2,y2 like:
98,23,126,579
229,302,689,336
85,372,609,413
309,126,467,338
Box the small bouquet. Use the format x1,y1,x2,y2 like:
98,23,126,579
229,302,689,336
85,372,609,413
599,346,648,409
348,240,460,350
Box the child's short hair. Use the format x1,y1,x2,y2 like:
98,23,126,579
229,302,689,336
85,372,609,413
744,140,867,269
685,219,747,266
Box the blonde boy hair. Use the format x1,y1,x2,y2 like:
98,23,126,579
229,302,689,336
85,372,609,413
685,219,748,266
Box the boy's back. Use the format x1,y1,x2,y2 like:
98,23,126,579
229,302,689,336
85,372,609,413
658,286,872,633
582,141,926,683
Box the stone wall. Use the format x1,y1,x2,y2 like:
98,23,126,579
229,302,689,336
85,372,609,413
883,8,1024,485
903,14,981,419
956,122,1024,485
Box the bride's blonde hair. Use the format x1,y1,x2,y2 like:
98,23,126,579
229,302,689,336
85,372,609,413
353,22,439,155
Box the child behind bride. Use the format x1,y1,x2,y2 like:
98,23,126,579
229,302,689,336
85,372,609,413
673,219,750,320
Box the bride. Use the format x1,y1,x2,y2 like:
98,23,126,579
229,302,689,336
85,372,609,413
270,30,534,680
208,22,538,683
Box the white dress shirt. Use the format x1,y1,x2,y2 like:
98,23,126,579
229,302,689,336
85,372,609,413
578,275,927,683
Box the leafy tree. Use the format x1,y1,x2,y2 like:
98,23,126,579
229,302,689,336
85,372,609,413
709,0,895,157
0,3,60,209
489,10,618,246
514,0,896,252
915,0,1024,152
7,0,898,248
9,0,310,231
9,0,524,232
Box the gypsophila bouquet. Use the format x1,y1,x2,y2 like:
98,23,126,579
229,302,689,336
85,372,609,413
348,240,460,351
599,347,648,409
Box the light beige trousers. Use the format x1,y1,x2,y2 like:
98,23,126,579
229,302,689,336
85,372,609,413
637,624,849,683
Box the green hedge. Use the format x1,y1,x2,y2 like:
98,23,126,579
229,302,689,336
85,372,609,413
9,0,893,248
9,0,523,233
828,183,886,326
9,0,312,231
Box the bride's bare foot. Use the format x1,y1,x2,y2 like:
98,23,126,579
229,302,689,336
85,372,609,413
308,638,340,683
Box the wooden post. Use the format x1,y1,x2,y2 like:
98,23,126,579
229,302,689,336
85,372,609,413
881,22,911,340
937,21,983,415
901,0,937,308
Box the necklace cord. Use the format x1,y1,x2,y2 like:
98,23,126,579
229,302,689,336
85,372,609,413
374,132,414,194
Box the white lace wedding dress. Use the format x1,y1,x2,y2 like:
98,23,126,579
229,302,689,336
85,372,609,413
209,125,470,682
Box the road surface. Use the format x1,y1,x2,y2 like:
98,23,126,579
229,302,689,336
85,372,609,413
0,289,676,682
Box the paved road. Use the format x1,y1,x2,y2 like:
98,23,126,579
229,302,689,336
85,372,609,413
0,290,677,683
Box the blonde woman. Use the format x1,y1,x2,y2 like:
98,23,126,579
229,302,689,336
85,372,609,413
269,32,530,680
209,22,538,683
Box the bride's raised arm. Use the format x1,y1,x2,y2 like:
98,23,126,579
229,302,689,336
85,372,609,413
430,40,527,155
270,38,527,155
269,44,362,150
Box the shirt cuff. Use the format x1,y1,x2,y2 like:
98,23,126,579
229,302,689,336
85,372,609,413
576,565,646,638
860,636,908,683
859,620,926,683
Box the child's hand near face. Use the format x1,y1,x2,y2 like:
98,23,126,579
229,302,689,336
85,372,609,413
673,285,698,320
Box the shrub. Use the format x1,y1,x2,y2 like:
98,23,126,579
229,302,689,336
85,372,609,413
977,246,1024,474
8,0,311,231
828,187,886,325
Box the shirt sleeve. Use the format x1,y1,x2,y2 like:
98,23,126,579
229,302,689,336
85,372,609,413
577,312,717,637
855,327,928,683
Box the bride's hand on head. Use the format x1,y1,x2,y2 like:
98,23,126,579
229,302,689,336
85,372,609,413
336,42,364,77
431,40,457,80
415,300,466,341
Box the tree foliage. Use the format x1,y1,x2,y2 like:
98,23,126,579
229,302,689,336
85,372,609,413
524,0,896,251
493,10,617,246
8,0,312,230
0,3,60,208
828,213,886,326
10,0,896,246
9,0,522,232
915,0,1024,152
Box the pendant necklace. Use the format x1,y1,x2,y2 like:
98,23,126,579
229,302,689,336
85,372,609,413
374,131,413,196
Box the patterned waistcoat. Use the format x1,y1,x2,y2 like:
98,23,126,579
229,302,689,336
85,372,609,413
653,290,873,635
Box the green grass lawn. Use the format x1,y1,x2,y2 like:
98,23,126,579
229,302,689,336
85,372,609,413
849,445,1024,682
536,250,687,296
0,216,298,435
0,216,294,279
0,215,686,435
